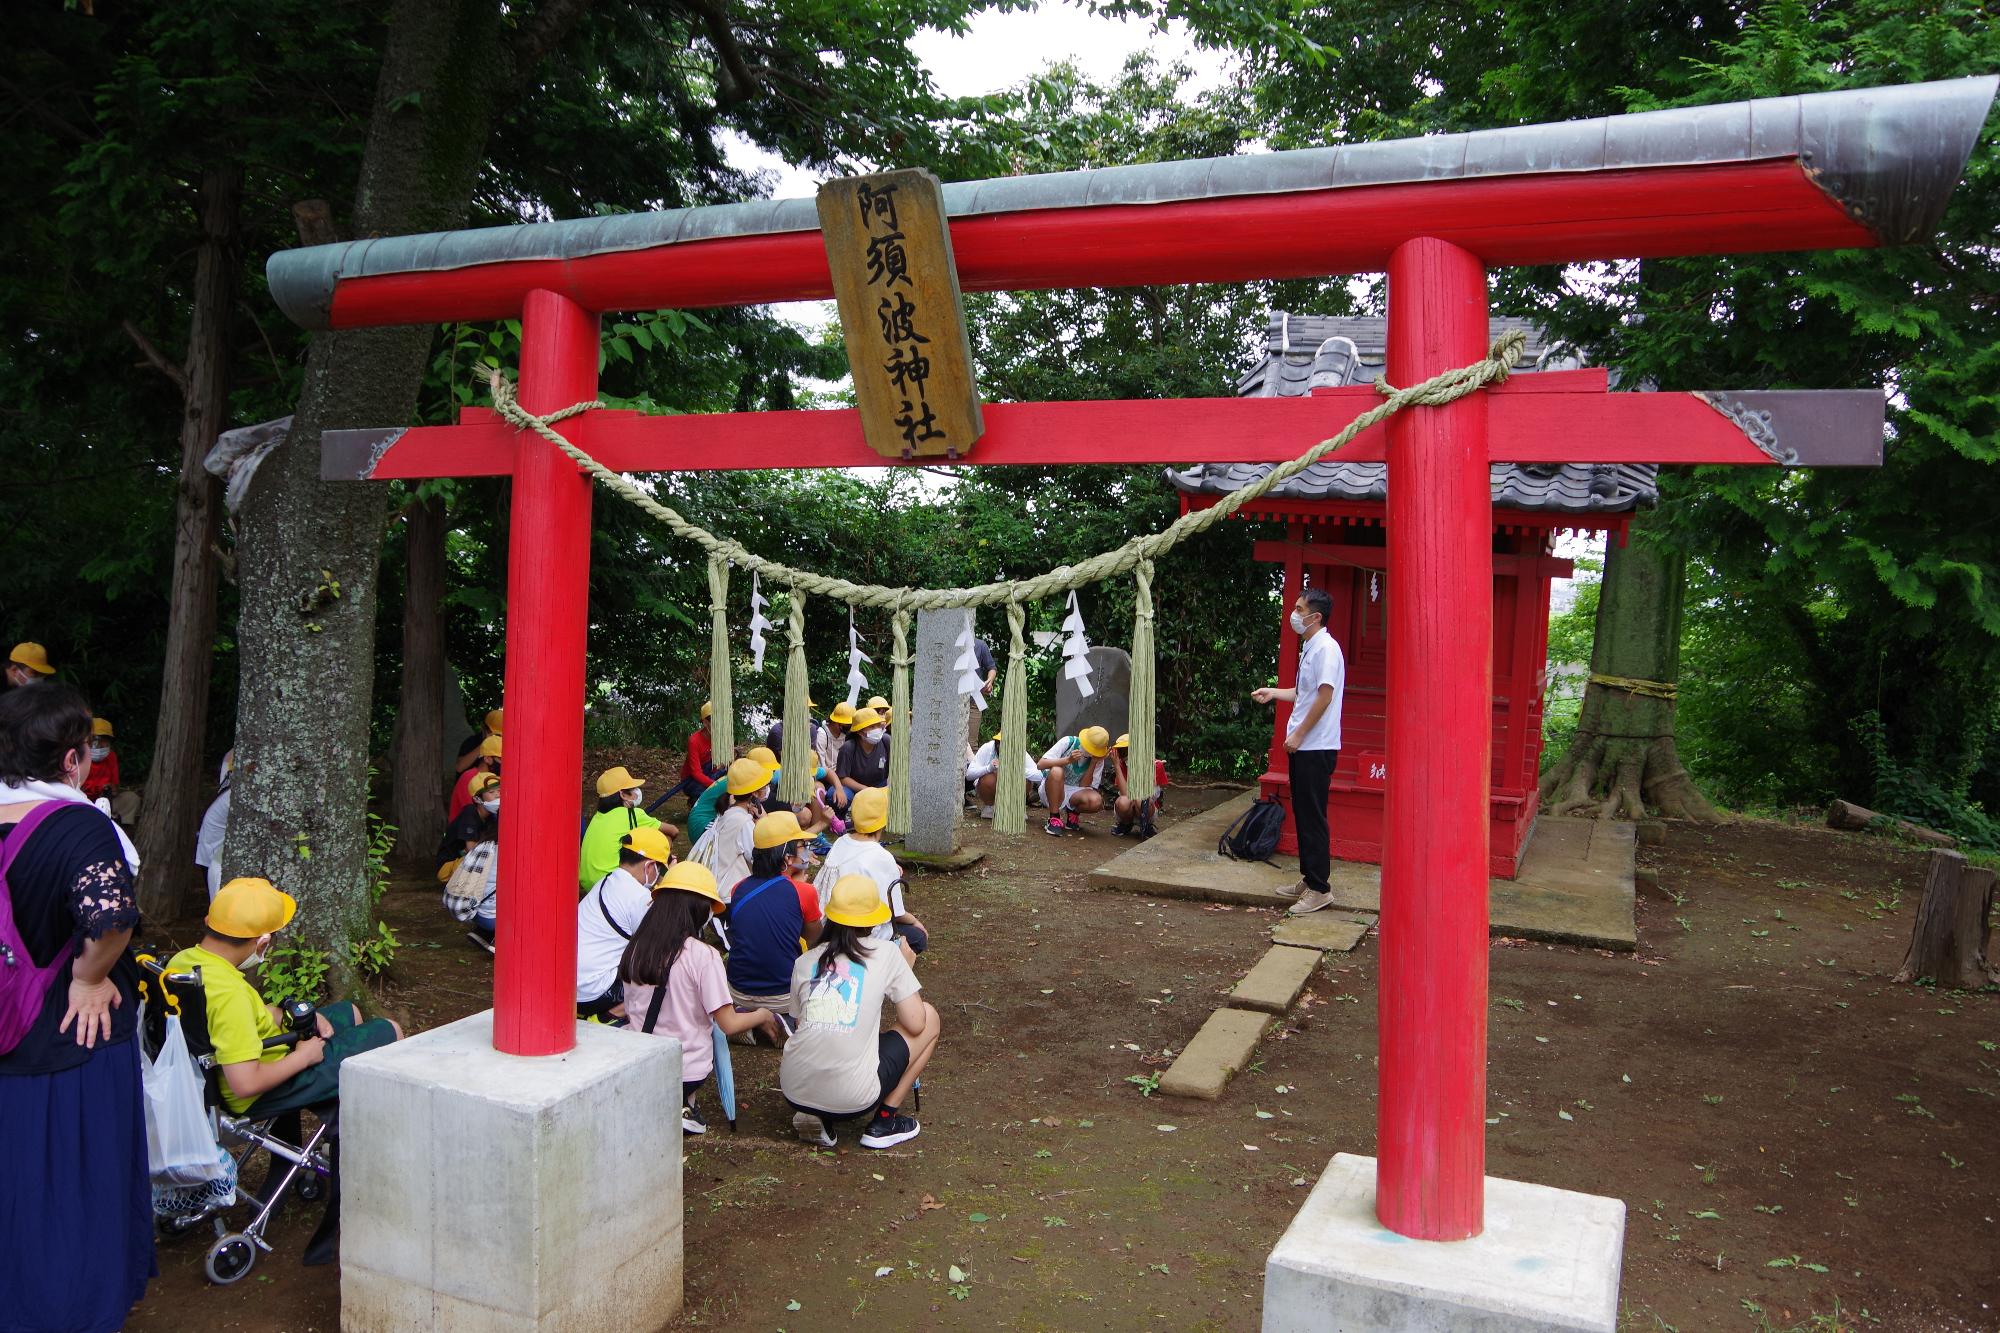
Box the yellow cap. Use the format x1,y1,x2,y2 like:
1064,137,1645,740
849,707,883,733
8,642,53,675
655,860,722,907
726,756,775,796
470,772,500,797
91,717,114,738
620,825,675,866
850,786,889,834
1114,733,1130,749
479,736,503,759
746,746,779,768
207,878,297,939
829,701,856,727
826,875,892,928
700,701,713,720
753,809,807,849
1079,726,1110,758
866,695,889,713
596,766,644,797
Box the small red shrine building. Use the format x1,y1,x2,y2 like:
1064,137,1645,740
1173,313,1656,878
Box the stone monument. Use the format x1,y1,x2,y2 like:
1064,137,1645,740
1054,644,1131,740
904,608,969,856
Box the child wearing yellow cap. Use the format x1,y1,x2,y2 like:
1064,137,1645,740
813,787,926,963
578,766,674,891
1037,725,1112,836
166,878,403,1117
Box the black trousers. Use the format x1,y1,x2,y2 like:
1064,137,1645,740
1290,748,1340,894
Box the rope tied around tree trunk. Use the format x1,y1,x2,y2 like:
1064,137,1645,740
1587,672,1679,700
479,330,1524,833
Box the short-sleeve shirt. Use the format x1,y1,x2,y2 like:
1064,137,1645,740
836,736,889,790
575,866,652,1002
578,804,660,890
195,786,231,869
682,728,714,783
623,938,730,1083
966,740,1037,784
695,803,757,897
164,943,283,1113
972,637,996,683
780,940,922,1115
813,836,905,942
1293,629,1347,751
82,748,121,800
448,765,487,822
685,776,729,842
1040,736,1104,789
723,875,823,998
0,804,141,1077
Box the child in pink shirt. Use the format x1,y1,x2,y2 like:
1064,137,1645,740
618,861,781,1134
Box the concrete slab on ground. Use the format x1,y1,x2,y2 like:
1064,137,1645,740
341,1010,684,1332
1158,1007,1271,1100
1271,914,1373,952
1264,1153,1625,1332
1090,792,1636,951
1230,945,1324,1013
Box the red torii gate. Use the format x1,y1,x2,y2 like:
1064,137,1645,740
269,76,1994,1243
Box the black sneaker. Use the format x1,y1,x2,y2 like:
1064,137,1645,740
1062,810,1081,832
1111,822,1132,838
1043,817,1064,837
860,1111,921,1149
682,1104,707,1135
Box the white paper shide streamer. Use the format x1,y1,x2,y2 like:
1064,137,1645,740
746,571,772,672
845,608,872,706
954,611,987,711
1061,591,1094,698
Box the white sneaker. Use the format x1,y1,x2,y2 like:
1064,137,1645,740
793,1112,835,1147
979,804,995,819
1275,877,1307,901
1288,888,1335,916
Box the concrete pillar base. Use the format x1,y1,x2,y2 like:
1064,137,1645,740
1263,1153,1624,1333
340,1010,684,1332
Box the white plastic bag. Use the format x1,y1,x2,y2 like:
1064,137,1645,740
144,1013,226,1186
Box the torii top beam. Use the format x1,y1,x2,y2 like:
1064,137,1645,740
268,76,1995,332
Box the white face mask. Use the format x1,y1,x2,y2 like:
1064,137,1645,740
863,727,886,745
244,936,271,969
1289,610,1313,635
479,797,500,813
623,788,642,806
88,741,111,760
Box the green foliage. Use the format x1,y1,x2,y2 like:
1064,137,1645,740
349,921,401,979
255,941,331,1009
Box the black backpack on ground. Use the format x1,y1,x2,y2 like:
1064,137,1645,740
1218,797,1286,864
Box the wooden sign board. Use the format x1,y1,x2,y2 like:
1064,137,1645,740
817,169,984,459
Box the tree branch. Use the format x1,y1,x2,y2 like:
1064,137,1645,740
685,0,762,105
501,0,599,94
121,320,189,396
0,73,93,143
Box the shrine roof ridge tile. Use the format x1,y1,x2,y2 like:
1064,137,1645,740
1175,314,1658,516
267,77,1996,330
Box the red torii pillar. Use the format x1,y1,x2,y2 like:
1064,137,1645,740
267,75,1988,1247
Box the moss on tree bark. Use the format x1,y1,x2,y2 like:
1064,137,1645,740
1539,524,1721,823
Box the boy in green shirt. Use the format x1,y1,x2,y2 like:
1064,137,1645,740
166,877,403,1116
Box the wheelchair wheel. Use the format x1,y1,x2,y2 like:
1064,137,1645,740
295,1173,324,1203
204,1233,257,1285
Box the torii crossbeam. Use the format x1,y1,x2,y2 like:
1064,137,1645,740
268,76,1994,1243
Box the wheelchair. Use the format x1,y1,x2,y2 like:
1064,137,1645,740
137,955,336,1285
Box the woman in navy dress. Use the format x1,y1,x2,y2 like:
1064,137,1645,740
0,683,154,1332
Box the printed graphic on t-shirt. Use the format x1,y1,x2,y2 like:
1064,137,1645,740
800,958,867,1030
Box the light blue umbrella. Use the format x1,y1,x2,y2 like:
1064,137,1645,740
711,1023,737,1132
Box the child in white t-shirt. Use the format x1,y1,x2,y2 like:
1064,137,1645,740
812,787,926,962
964,729,1040,819
1037,725,1112,836
619,861,782,1135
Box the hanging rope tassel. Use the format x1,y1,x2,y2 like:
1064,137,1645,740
778,588,813,805
995,601,1030,836
706,555,735,763
887,608,913,838
1127,558,1158,804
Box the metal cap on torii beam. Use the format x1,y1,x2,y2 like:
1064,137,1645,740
266,75,1996,331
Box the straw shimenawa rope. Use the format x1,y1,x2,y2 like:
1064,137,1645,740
481,331,1525,834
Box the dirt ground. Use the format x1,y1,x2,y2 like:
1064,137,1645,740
128,754,2000,1332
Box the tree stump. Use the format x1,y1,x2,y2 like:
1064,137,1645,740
1893,850,1997,989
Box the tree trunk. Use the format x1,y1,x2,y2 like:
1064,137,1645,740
389,494,450,865
134,162,242,923
223,0,512,993
1538,523,1721,822
1893,850,1996,989
1826,798,1957,848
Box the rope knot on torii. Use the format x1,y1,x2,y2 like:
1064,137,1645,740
477,330,1528,834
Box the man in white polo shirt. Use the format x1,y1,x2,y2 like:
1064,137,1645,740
1252,586,1346,915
